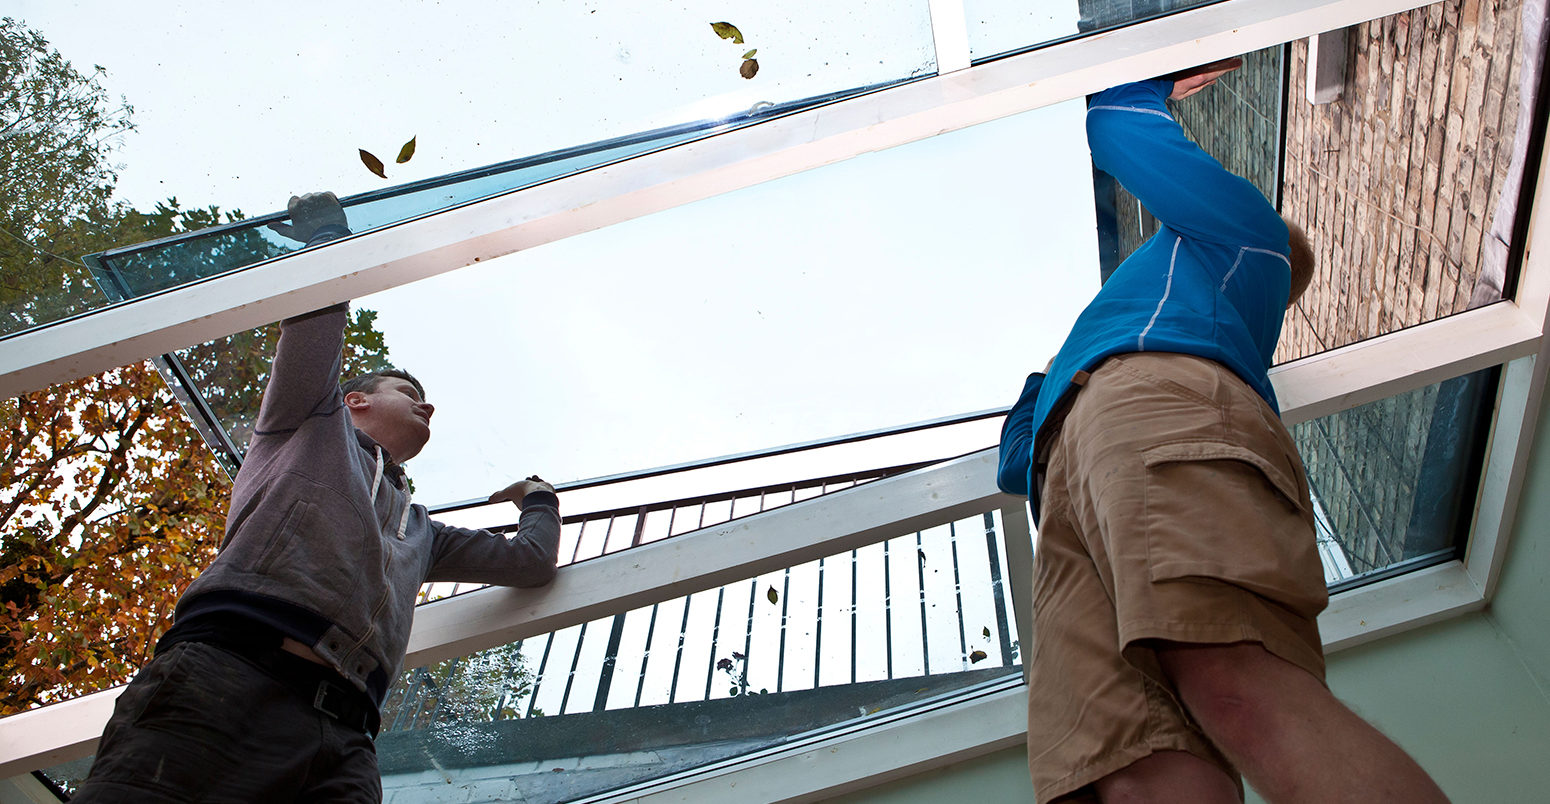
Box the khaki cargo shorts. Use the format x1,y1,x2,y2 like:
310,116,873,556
1026,353,1329,804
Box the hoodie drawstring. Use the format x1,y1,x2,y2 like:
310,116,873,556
369,446,412,541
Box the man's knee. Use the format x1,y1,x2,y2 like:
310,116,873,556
1156,641,1319,741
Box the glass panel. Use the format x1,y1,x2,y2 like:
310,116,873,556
4,1,938,335
966,0,1223,62
1277,3,1525,359
81,91,902,308
371,510,1021,803
1296,368,1497,589
149,101,1100,504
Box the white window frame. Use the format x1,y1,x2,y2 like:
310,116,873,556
3,0,1544,799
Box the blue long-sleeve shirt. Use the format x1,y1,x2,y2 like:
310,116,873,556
998,80,1293,517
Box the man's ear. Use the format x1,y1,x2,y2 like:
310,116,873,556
344,390,370,412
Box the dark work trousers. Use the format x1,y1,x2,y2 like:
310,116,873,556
71,642,381,803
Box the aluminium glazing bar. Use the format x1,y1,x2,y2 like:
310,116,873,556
0,0,1436,399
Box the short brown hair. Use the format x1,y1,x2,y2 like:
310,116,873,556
341,369,425,401
1286,218,1314,307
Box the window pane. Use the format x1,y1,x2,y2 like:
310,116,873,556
1277,5,1525,358
145,101,1099,504
5,0,939,335
1296,367,1497,589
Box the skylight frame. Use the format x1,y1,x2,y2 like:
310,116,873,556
2,0,1544,797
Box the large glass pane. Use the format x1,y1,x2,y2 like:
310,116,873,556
80,87,908,308
1276,3,1526,359
150,101,1100,505
5,0,938,334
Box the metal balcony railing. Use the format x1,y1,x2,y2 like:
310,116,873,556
385,462,1021,733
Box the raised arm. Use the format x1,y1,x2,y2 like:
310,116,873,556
252,193,354,435
1086,72,1287,251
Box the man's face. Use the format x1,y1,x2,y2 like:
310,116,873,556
348,378,434,462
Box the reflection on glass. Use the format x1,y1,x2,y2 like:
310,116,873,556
1296,368,1497,590
374,511,1020,802
967,0,1221,62
1277,5,1524,359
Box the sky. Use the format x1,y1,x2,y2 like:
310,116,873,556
13,0,1098,507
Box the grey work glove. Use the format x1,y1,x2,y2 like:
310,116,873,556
489,476,556,508
267,191,351,244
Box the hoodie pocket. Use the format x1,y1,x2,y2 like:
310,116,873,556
254,498,315,575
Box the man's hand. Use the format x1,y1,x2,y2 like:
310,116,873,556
1162,57,1244,101
267,191,350,244
490,475,556,507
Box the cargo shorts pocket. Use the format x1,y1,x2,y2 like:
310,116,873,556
1139,440,1326,619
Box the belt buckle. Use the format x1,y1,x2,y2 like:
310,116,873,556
313,681,345,720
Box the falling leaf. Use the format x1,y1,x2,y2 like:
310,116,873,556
742,49,757,59
969,650,988,663
396,135,417,164
740,58,759,80
982,626,991,639
359,149,387,179
710,22,744,44
767,585,779,605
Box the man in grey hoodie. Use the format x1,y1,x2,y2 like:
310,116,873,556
74,193,562,803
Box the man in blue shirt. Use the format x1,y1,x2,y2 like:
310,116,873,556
999,61,1447,802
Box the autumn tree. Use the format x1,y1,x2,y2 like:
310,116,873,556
0,20,393,714
0,15,133,335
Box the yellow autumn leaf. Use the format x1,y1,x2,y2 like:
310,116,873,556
710,21,744,44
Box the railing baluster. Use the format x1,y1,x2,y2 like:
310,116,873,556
631,603,662,708
523,633,555,719
666,594,694,702
556,622,590,714
812,555,826,690
947,521,971,667
914,529,931,676
849,546,860,685
774,567,793,693
882,537,895,680
984,512,1014,666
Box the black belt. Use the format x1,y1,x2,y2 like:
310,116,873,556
200,635,381,737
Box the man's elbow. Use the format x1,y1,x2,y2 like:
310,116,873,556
513,561,559,588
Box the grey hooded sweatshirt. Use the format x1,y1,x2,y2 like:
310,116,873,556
175,303,560,704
